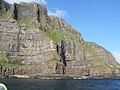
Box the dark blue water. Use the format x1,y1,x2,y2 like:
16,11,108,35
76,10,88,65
0,79,120,90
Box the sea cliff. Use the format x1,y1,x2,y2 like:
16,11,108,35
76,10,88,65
0,0,120,78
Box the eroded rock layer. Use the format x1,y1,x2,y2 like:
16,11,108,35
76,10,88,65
0,1,120,77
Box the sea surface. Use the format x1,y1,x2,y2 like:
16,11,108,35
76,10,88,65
0,78,120,90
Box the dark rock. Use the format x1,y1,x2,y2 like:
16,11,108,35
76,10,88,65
0,0,10,19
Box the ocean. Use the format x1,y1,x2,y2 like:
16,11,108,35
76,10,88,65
0,78,120,90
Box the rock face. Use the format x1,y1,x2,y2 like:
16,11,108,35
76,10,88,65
0,0,10,19
0,1,120,77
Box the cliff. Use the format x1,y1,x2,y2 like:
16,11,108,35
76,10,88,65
0,1,120,78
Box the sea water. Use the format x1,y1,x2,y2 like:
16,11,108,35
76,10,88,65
0,78,120,90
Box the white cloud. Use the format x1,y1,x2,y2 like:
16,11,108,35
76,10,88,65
5,0,47,5
112,51,120,63
48,8,69,18
39,0,47,5
5,0,36,4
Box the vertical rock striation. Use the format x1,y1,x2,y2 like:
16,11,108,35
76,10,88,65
0,1,120,77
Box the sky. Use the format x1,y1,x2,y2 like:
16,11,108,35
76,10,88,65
5,0,120,63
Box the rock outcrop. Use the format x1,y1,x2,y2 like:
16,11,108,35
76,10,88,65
0,0,10,19
0,1,120,78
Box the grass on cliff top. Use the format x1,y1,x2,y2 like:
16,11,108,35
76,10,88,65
61,32,80,41
0,53,18,69
0,53,38,69
0,53,16,63
83,43,117,69
83,43,93,53
16,19,30,25
0,62,33,69
0,53,38,70
0,62,18,69
40,27,81,42
16,17,40,27
44,31,61,43
98,58,114,68
39,25,62,43
0,53,6,60
0,8,6,19
16,17,81,43
38,22,84,42
16,18,62,43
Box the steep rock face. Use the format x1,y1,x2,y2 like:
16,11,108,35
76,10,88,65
83,42,119,76
6,2,48,26
0,1,120,77
86,42,117,65
0,20,64,75
0,0,10,19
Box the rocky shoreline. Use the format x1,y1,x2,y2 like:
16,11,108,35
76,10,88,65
1,74,120,79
